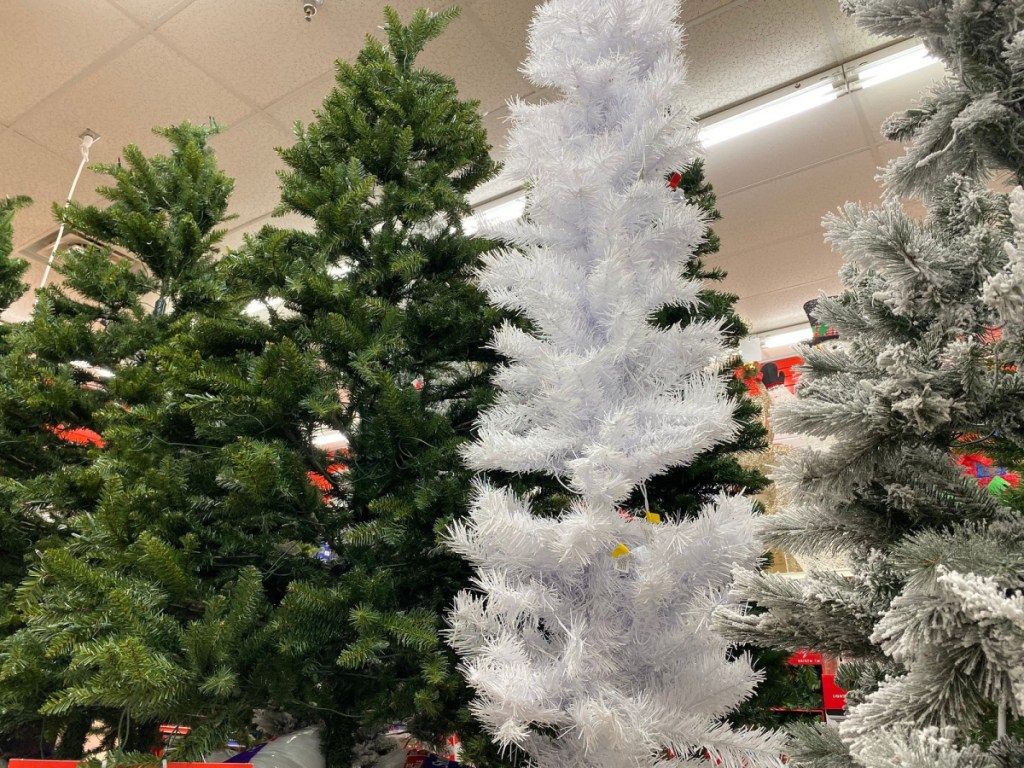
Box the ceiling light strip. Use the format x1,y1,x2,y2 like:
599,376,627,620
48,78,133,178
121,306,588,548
760,327,813,349
698,43,939,149
854,44,937,90
462,43,942,232
700,80,838,148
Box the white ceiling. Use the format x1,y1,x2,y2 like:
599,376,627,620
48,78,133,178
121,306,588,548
0,0,943,332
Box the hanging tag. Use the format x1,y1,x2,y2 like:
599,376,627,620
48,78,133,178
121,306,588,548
668,172,683,190
645,511,661,524
611,543,631,573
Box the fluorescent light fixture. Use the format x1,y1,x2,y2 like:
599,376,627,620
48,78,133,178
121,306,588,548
761,327,813,349
700,79,838,148
244,296,285,317
464,196,526,235
70,359,115,379
328,262,351,279
698,42,942,149
855,44,938,90
312,428,348,448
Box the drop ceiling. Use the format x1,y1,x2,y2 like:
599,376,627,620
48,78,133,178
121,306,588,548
0,0,944,331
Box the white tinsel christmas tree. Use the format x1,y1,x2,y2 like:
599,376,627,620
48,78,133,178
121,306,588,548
445,1,784,767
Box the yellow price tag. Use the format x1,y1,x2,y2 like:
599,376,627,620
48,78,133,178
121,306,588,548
610,543,630,559
645,511,661,524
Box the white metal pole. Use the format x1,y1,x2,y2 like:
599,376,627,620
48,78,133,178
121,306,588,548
39,130,99,290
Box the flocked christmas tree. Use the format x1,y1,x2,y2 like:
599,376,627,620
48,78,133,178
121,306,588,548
223,8,506,763
717,176,1024,768
841,0,1024,196
445,1,785,766
717,2,1024,766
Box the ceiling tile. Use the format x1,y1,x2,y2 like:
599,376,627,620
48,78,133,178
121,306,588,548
716,230,842,300
209,114,294,231
686,0,836,116
817,0,889,59
264,71,335,131
0,1,141,125
158,0,526,112
416,9,535,113
0,130,103,253
156,0,362,108
681,0,738,24
714,148,886,250
109,0,196,28
12,36,252,169
462,0,539,80
703,94,869,196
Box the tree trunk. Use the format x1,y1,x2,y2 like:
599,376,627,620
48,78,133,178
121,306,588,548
54,714,91,759
122,720,161,755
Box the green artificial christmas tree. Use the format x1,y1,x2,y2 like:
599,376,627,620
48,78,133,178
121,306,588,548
0,122,276,760
0,196,30,323
0,181,167,757
717,3,1024,765
0,197,30,612
629,160,768,520
623,161,820,733
0,194,46,763
224,7,504,764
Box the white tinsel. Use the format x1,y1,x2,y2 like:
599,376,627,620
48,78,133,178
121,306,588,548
446,1,783,767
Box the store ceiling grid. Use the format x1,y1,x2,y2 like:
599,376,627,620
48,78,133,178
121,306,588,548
0,0,942,331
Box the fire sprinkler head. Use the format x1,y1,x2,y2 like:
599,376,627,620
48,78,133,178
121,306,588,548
78,129,100,158
302,0,322,20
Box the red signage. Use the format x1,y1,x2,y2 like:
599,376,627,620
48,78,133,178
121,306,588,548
737,355,803,396
12,762,250,768
788,651,847,713
403,752,429,768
